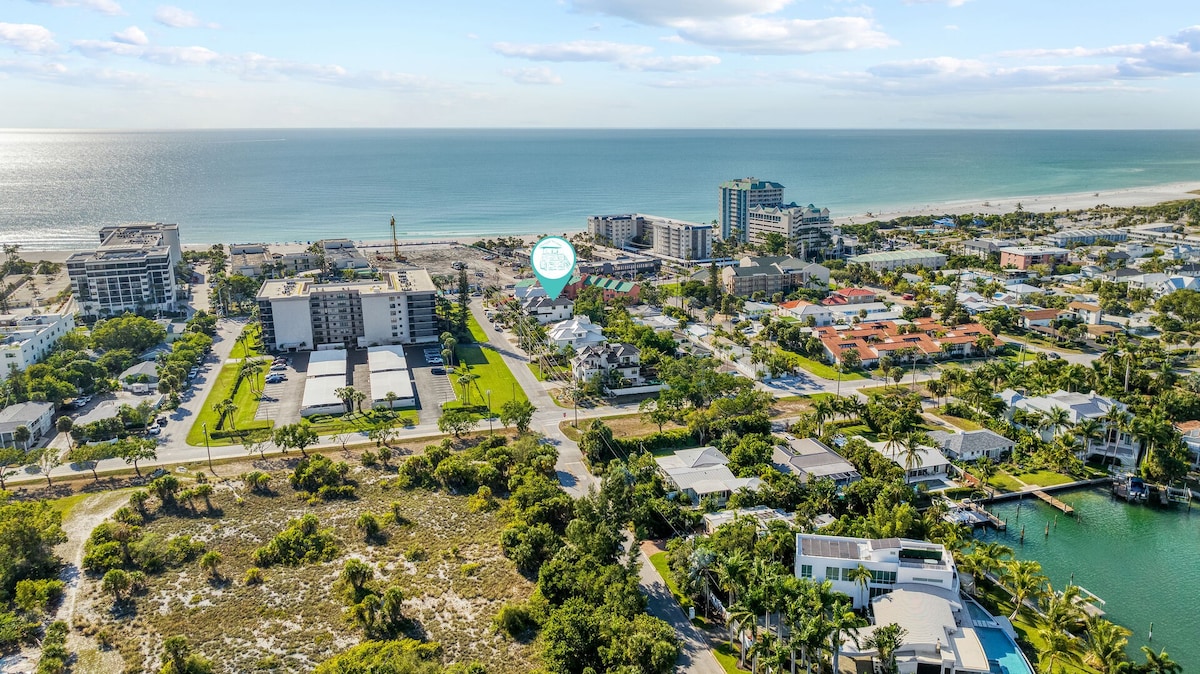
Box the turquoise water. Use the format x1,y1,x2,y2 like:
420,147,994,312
977,627,1035,674
967,600,993,622
2,129,1200,249
978,489,1200,670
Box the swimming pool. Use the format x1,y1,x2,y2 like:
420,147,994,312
966,600,993,622
976,626,1035,674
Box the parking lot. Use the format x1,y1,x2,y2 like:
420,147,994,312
256,351,307,425
406,344,456,425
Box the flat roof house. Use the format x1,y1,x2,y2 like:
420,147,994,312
999,246,1069,270
795,533,958,609
848,249,946,272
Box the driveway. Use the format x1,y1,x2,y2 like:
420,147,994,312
406,344,456,425
256,352,306,425
638,541,726,674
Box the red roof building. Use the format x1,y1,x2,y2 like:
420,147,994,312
815,319,996,366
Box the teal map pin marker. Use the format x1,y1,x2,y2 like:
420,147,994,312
531,236,577,300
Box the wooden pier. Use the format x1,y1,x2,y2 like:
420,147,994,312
1034,490,1075,515
963,501,1007,530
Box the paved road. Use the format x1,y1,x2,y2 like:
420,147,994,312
637,541,726,674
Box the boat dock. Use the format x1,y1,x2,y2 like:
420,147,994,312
964,501,1007,530
1034,490,1075,515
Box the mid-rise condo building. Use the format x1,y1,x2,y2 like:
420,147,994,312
257,269,438,351
719,177,785,242
67,223,183,316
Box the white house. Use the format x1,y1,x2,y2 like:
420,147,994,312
879,443,951,484
547,316,607,350
522,296,574,325
927,429,1014,462
777,300,833,326
848,585,997,674
571,342,658,393
0,401,55,450
794,534,959,609
999,389,1138,467
655,447,761,507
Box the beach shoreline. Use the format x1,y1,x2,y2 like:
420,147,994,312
17,180,1200,263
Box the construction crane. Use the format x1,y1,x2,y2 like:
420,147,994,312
389,215,405,263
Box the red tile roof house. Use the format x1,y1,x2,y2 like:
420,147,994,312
816,318,996,367
821,287,878,306
1020,308,1063,328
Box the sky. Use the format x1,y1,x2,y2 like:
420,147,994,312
1,0,1199,128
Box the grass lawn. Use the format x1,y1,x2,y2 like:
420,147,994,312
974,583,1099,674
304,409,419,437
989,471,1026,493
444,344,528,412
467,312,489,343
713,642,743,674
791,355,866,381
528,362,546,381
839,424,877,442
1013,470,1074,487
48,491,96,520
933,413,984,431
230,323,263,360
649,552,684,604
186,362,271,446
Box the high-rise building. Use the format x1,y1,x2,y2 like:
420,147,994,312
719,178,785,242
587,213,712,261
256,269,438,351
67,223,183,316
745,203,832,256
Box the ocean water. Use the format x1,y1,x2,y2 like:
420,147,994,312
1,129,1199,250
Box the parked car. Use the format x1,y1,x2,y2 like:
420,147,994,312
270,364,288,371
146,426,161,436
266,375,286,384
156,416,168,427
430,367,445,375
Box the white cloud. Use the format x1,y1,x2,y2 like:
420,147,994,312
113,26,148,46
570,0,792,25
142,45,220,65
72,39,142,57
492,40,651,62
621,55,721,71
944,24,959,31
27,0,123,16
675,16,896,54
1002,26,1200,77
503,67,563,85
154,5,219,29
0,23,58,54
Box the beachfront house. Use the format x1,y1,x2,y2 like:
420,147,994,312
999,389,1138,467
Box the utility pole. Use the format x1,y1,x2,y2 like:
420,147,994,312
202,422,213,474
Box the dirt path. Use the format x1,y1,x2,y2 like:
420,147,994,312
54,491,131,624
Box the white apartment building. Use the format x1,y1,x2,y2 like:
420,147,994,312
68,223,183,316
257,270,438,351
719,177,786,242
998,388,1139,467
587,213,713,261
848,249,947,272
745,203,832,255
795,534,959,609
0,313,75,380
0,401,56,449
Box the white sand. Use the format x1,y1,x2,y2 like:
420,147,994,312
835,180,1200,224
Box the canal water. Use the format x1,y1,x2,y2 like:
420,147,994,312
976,488,1200,671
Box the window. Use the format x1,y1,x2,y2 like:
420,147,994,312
825,566,841,581
800,565,813,579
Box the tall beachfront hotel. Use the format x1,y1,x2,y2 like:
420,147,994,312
718,177,785,242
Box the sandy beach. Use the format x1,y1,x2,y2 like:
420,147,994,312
834,180,1200,225
16,180,1200,264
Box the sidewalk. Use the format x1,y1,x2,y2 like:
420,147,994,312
637,541,725,674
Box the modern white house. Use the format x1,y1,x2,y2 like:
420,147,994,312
523,296,574,325
547,316,607,350
0,401,55,450
0,313,76,380
1000,388,1138,466
702,506,796,535
794,534,959,609
927,429,1014,462
655,447,761,507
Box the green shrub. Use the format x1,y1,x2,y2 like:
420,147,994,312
13,579,64,615
290,454,353,498
243,567,264,586
253,514,339,567
405,545,426,562
492,601,538,639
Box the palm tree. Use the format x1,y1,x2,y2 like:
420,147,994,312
900,432,929,477
727,602,758,669
1037,627,1082,674
457,372,479,406
812,398,834,436
1041,583,1091,635
1075,419,1104,454
863,623,907,674
1139,646,1182,674
199,551,222,580
1045,406,1072,437
714,550,750,610
13,425,30,452
1003,559,1047,620
213,397,238,430
827,598,865,674
847,564,873,611
1083,616,1130,673
341,558,374,595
